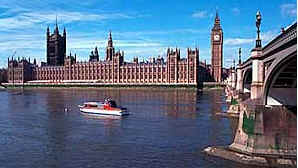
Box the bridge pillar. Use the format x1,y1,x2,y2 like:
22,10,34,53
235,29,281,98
225,73,233,102
231,69,236,89
236,67,243,93
250,48,264,100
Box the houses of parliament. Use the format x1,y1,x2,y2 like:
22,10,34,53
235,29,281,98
7,12,225,86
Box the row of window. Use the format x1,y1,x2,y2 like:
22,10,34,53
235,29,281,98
36,70,175,75
37,73,196,81
37,71,194,78
37,65,194,74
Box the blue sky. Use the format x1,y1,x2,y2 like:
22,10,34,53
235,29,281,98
0,0,296,68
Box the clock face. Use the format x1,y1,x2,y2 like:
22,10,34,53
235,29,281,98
214,34,220,41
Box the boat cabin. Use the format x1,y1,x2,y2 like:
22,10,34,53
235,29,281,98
105,99,117,108
82,99,118,109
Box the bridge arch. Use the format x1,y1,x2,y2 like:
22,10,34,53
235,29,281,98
242,67,252,93
263,51,297,107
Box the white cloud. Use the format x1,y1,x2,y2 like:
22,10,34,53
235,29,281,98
232,8,240,15
224,30,278,46
261,30,278,42
68,38,162,50
280,3,297,17
192,11,208,18
224,38,254,46
0,11,138,31
0,34,43,50
114,29,208,42
122,46,198,62
114,41,162,47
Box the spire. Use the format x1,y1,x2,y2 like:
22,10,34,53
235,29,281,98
63,27,66,36
215,9,219,20
109,30,112,40
54,14,59,34
108,30,113,47
56,14,58,27
47,26,50,39
34,58,36,65
95,46,99,56
212,10,221,30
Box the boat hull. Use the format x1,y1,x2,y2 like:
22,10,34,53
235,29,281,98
79,108,129,116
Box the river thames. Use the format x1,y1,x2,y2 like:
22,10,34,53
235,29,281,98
0,88,262,168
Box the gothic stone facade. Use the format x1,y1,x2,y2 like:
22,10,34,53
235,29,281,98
30,48,199,84
8,28,210,85
7,58,36,83
0,68,8,83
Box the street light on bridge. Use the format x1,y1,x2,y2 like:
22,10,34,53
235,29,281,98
238,48,241,65
255,11,262,48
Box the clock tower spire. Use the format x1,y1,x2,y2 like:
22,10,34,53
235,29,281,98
211,10,223,82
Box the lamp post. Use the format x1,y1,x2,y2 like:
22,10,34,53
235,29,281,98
238,48,241,65
255,11,262,48
250,10,264,100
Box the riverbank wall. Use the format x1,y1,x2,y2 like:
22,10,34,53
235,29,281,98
3,82,225,89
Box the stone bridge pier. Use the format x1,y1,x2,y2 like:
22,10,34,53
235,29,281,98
230,101,297,165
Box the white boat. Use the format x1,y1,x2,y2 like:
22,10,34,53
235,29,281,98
78,99,129,116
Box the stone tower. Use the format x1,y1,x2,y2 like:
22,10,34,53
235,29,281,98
211,11,223,82
46,18,66,66
167,48,180,83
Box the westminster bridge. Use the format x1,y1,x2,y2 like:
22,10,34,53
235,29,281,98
223,13,296,166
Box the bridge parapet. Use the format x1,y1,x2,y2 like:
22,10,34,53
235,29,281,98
263,22,297,57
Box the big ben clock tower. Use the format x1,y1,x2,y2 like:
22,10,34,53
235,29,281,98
211,11,223,82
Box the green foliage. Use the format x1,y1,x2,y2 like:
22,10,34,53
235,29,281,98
231,98,238,105
242,112,255,135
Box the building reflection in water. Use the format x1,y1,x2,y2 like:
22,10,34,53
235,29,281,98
42,89,73,166
209,89,224,116
162,89,197,119
65,88,199,119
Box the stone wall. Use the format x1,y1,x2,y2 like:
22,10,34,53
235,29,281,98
230,99,296,158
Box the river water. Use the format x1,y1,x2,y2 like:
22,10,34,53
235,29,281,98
0,88,257,168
